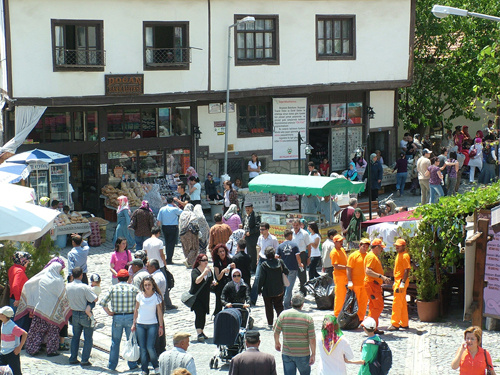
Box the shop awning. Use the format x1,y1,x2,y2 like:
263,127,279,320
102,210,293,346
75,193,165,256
0,163,31,184
362,209,420,227
6,149,71,164
248,173,365,196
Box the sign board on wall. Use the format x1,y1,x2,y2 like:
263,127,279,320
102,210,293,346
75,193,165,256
272,98,307,160
484,226,500,319
105,74,144,96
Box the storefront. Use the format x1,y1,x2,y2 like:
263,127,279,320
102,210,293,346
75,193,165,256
10,103,195,213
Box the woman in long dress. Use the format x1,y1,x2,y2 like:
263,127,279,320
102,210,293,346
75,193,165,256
178,204,199,268
112,195,135,247
16,257,71,356
194,204,210,255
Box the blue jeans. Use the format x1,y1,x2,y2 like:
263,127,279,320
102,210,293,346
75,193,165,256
282,354,311,375
284,270,298,309
250,258,266,303
136,323,159,373
109,314,137,371
134,235,148,251
69,311,93,363
396,172,408,195
430,183,444,204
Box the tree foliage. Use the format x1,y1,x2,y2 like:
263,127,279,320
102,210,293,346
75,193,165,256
399,0,500,132
405,182,500,301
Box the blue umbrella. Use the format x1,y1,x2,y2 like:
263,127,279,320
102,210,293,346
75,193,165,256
0,163,31,184
5,148,71,164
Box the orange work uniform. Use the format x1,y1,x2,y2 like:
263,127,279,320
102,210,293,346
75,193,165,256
363,251,385,326
391,251,411,328
330,247,348,317
347,250,368,321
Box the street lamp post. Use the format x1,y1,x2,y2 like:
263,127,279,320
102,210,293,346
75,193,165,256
297,131,313,176
432,5,500,22
224,16,255,176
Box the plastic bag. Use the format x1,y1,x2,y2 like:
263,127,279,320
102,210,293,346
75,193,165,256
122,332,140,362
305,275,335,310
338,289,360,330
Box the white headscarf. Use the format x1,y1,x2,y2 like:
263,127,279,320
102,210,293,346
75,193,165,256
15,261,70,329
117,195,130,214
178,204,198,236
231,268,243,292
194,204,210,252
223,204,238,221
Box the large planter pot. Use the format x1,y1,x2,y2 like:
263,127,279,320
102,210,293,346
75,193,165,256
417,299,440,322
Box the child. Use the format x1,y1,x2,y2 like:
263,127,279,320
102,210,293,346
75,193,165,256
0,306,27,375
85,273,101,328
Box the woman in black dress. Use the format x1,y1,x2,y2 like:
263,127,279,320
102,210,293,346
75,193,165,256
190,254,214,342
211,243,235,315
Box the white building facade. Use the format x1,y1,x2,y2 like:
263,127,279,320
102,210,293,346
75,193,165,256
0,0,414,211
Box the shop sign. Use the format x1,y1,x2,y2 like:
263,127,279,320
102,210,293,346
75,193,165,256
30,162,49,170
214,121,225,135
272,98,307,160
105,74,144,96
484,210,500,320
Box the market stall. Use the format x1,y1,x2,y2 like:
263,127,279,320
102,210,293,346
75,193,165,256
5,149,73,208
51,211,91,247
248,174,365,240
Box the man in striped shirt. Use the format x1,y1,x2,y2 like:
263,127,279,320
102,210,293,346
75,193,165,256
274,294,316,375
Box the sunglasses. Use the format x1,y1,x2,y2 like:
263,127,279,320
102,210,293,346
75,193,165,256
201,259,208,262
233,274,241,277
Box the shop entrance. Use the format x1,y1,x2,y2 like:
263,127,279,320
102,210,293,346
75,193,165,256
70,154,99,213
369,131,390,165
309,128,330,174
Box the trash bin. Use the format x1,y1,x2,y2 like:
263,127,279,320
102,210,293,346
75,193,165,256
55,234,67,248
210,202,224,218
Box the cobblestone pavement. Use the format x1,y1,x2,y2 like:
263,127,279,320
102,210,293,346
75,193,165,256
20,185,500,374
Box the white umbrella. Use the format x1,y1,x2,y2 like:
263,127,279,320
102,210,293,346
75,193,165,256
5,149,71,164
0,163,31,184
0,183,36,204
0,202,60,241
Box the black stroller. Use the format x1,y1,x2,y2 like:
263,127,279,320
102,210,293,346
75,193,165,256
209,303,250,369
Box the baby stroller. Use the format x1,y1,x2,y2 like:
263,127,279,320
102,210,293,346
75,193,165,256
209,303,250,369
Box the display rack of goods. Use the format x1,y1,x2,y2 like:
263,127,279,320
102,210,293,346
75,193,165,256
88,217,109,243
101,182,145,208
54,212,89,226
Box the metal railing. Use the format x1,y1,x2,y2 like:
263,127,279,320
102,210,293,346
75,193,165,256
55,48,106,67
145,47,191,66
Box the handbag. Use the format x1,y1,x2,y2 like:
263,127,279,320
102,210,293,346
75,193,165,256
469,146,477,158
165,268,175,290
281,262,290,287
122,332,140,362
484,349,493,375
181,279,206,308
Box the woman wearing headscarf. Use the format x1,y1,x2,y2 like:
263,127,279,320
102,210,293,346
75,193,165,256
16,257,71,356
222,204,241,232
221,269,251,328
468,137,483,183
227,225,246,256
143,183,163,217
9,252,31,331
194,204,210,255
128,200,155,251
178,204,199,268
462,125,472,147
317,315,360,374
454,126,464,152
478,140,497,184
346,208,366,246
343,162,358,181
112,195,135,247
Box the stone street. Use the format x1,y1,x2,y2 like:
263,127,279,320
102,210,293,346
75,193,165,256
19,189,500,374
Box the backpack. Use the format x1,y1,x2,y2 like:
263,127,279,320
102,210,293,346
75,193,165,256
365,338,392,375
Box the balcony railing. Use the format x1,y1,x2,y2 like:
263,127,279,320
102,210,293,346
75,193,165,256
145,47,191,67
55,48,106,68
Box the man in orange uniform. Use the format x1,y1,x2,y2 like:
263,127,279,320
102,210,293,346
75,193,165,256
364,238,391,334
330,234,348,317
388,238,411,331
347,238,370,322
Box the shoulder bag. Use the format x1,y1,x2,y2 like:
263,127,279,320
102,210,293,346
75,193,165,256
181,278,206,308
281,261,290,287
484,349,493,375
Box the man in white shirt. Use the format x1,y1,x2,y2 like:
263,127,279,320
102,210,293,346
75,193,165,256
292,219,311,295
416,148,432,205
143,227,166,268
321,229,337,279
250,222,279,305
158,332,197,375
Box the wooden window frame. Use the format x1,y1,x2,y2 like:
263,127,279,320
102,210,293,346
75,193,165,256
143,21,190,71
237,102,273,138
315,15,356,60
234,15,279,66
51,19,105,72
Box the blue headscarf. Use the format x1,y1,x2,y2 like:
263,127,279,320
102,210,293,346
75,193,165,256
344,162,358,181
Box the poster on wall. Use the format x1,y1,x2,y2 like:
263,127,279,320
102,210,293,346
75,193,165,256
272,98,307,160
331,103,347,125
347,102,363,124
484,221,500,319
310,104,330,122
331,127,347,171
